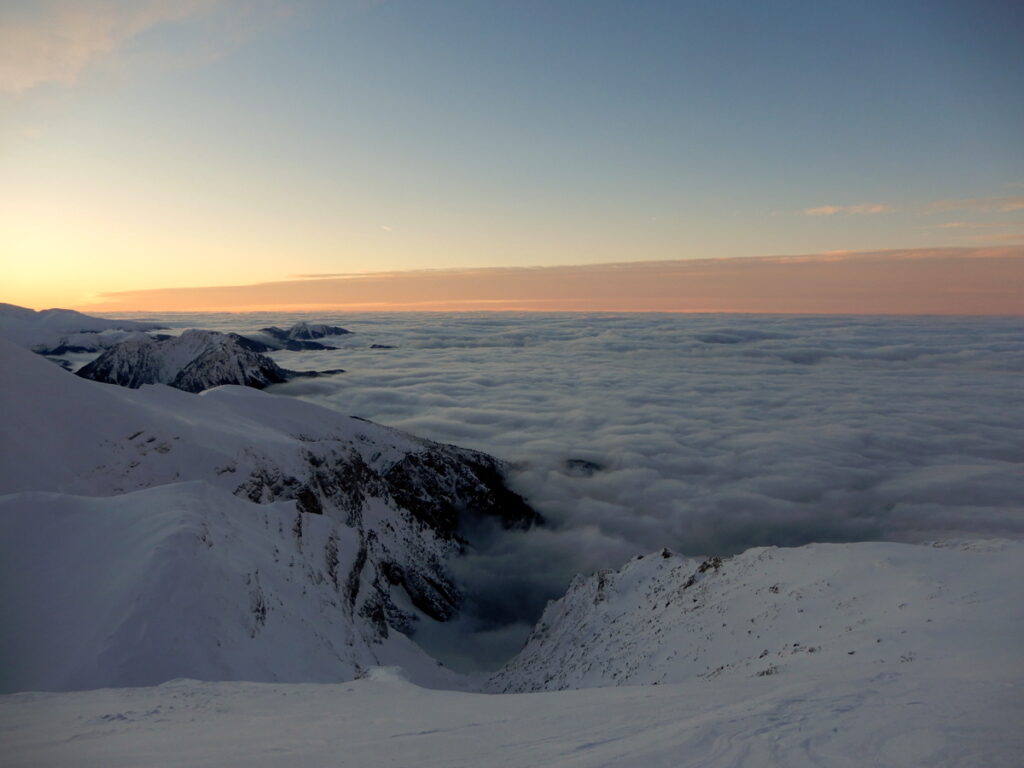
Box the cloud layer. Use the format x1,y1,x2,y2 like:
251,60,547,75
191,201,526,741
160,311,1024,666
0,0,301,94
83,247,1024,315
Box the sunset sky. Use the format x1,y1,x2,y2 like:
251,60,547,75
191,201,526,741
2,0,1023,312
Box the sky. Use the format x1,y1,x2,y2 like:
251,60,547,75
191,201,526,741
2,0,1023,312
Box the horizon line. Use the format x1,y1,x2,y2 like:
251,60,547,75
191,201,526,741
32,245,1024,316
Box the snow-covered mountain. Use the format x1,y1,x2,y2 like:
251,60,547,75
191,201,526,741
75,329,343,392
0,302,165,354
257,321,351,350
488,540,1024,693
0,339,538,692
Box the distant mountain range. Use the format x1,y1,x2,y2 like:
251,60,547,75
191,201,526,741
0,304,351,391
0,302,165,356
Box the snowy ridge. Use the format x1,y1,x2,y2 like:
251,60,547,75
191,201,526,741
0,302,164,354
487,540,1024,692
0,339,537,692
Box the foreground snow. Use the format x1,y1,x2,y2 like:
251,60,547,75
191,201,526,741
2,538,1020,766
2,661,1021,768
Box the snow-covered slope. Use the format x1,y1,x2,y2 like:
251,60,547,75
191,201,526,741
4,652,1022,768
0,302,164,353
0,339,538,692
488,540,1024,692
75,329,340,392
0,484,464,693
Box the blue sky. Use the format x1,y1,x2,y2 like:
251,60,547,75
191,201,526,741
2,0,1022,308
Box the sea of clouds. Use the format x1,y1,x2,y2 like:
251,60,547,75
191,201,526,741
131,311,1024,669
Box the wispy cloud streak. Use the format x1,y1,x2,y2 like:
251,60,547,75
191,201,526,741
927,196,1024,214
0,0,219,93
0,0,307,94
803,203,891,216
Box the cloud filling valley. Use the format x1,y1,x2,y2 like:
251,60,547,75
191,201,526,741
145,312,1024,668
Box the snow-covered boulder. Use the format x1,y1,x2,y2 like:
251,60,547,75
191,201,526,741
75,329,340,392
0,340,539,692
487,540,1024,692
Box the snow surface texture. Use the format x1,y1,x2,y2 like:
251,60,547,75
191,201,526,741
3,539,1022,767
117,311,1024,663
0,339,537,692
1,667,1020,768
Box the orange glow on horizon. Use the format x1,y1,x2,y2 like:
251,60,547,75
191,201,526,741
58,247,1024,316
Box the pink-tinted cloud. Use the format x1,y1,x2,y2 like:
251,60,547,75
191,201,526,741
803,203,891,216
0,0,217,93
0,0,302,94
77,247,1024,315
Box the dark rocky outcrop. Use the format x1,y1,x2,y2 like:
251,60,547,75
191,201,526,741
233,440,541,628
